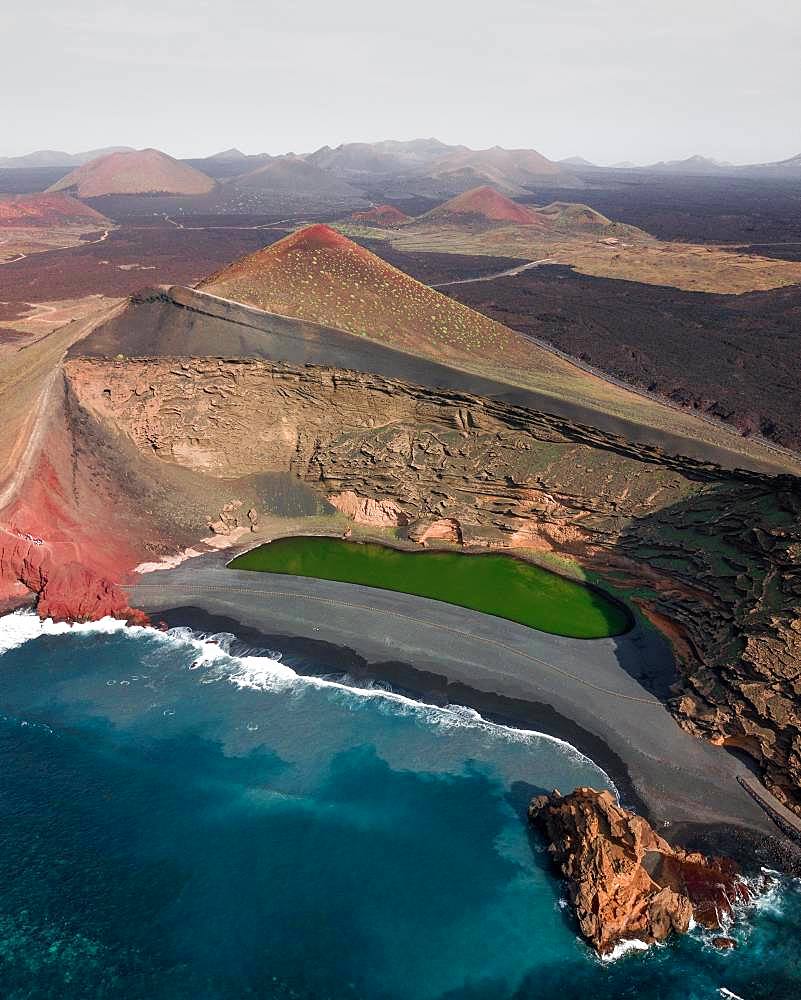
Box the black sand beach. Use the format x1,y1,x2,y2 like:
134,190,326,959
127,550,801,871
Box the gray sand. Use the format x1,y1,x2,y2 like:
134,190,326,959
128,551,785,848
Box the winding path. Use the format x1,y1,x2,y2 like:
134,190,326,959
162,215,299,232
0,228,111,266
431,257,553,288
0,298,127,513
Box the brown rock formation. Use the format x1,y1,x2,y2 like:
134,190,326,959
328,490,409,527
209,499,245,534
529,788,750,955
407,517,463,546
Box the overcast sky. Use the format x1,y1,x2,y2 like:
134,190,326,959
3,0,799,164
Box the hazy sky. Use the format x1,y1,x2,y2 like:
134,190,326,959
4,0,799,164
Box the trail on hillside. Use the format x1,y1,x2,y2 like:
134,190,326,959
0,228,110,266
162,215,300,231
431,257,553,287
0,300,126,513
0,368,58,511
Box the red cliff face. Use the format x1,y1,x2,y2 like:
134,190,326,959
0,528,146,624
0,380,150,624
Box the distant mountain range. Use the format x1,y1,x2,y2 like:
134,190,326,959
741,152,801,179
567,152,801,178
0,146,134,169
230,154,362,198
202,139,580,196
5,140,801,186
560,156,597,168
644,155,734,174
305,137,456,178
6,139,799,217
23,139,582,209
301,140,581,195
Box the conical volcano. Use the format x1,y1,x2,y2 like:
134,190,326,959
200,224,515,360
423,186,547,225
47,148,216,197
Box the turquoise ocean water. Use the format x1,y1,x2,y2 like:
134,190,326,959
0,611,799,1000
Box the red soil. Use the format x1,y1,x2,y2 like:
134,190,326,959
351,204,411,226
424,186,545,225
0,389,148,623
276,223,359,253
1,472,147,624
47,148,216,198
0,193,109,227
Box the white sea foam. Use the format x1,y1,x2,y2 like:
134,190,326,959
0,609,59,652
166,623,612,768
599,938,651,963
0,610,612,781
747,870,791,919
0,609,144,654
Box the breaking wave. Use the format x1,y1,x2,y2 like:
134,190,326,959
0,609,609,775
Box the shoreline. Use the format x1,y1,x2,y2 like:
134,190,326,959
128,551,801,874
148,601,644,809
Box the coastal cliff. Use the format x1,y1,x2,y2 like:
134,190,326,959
529,788,750,955
0,529,146,623
58,356,801,819
3,353,800,824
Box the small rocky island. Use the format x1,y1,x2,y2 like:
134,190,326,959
529,788,750,955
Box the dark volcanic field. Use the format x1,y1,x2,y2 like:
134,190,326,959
442,264,801,451
518,170,801,249
0,221,521,311
0,221,288,304
357,237,523,283
0,166,68,193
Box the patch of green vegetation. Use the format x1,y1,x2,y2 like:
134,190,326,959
228,536,631,639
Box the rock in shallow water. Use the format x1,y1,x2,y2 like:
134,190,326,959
529,787,749,955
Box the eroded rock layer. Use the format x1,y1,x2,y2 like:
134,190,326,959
529,788,750,954
58,356,801,816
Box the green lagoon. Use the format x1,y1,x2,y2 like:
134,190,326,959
228,536,630,638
